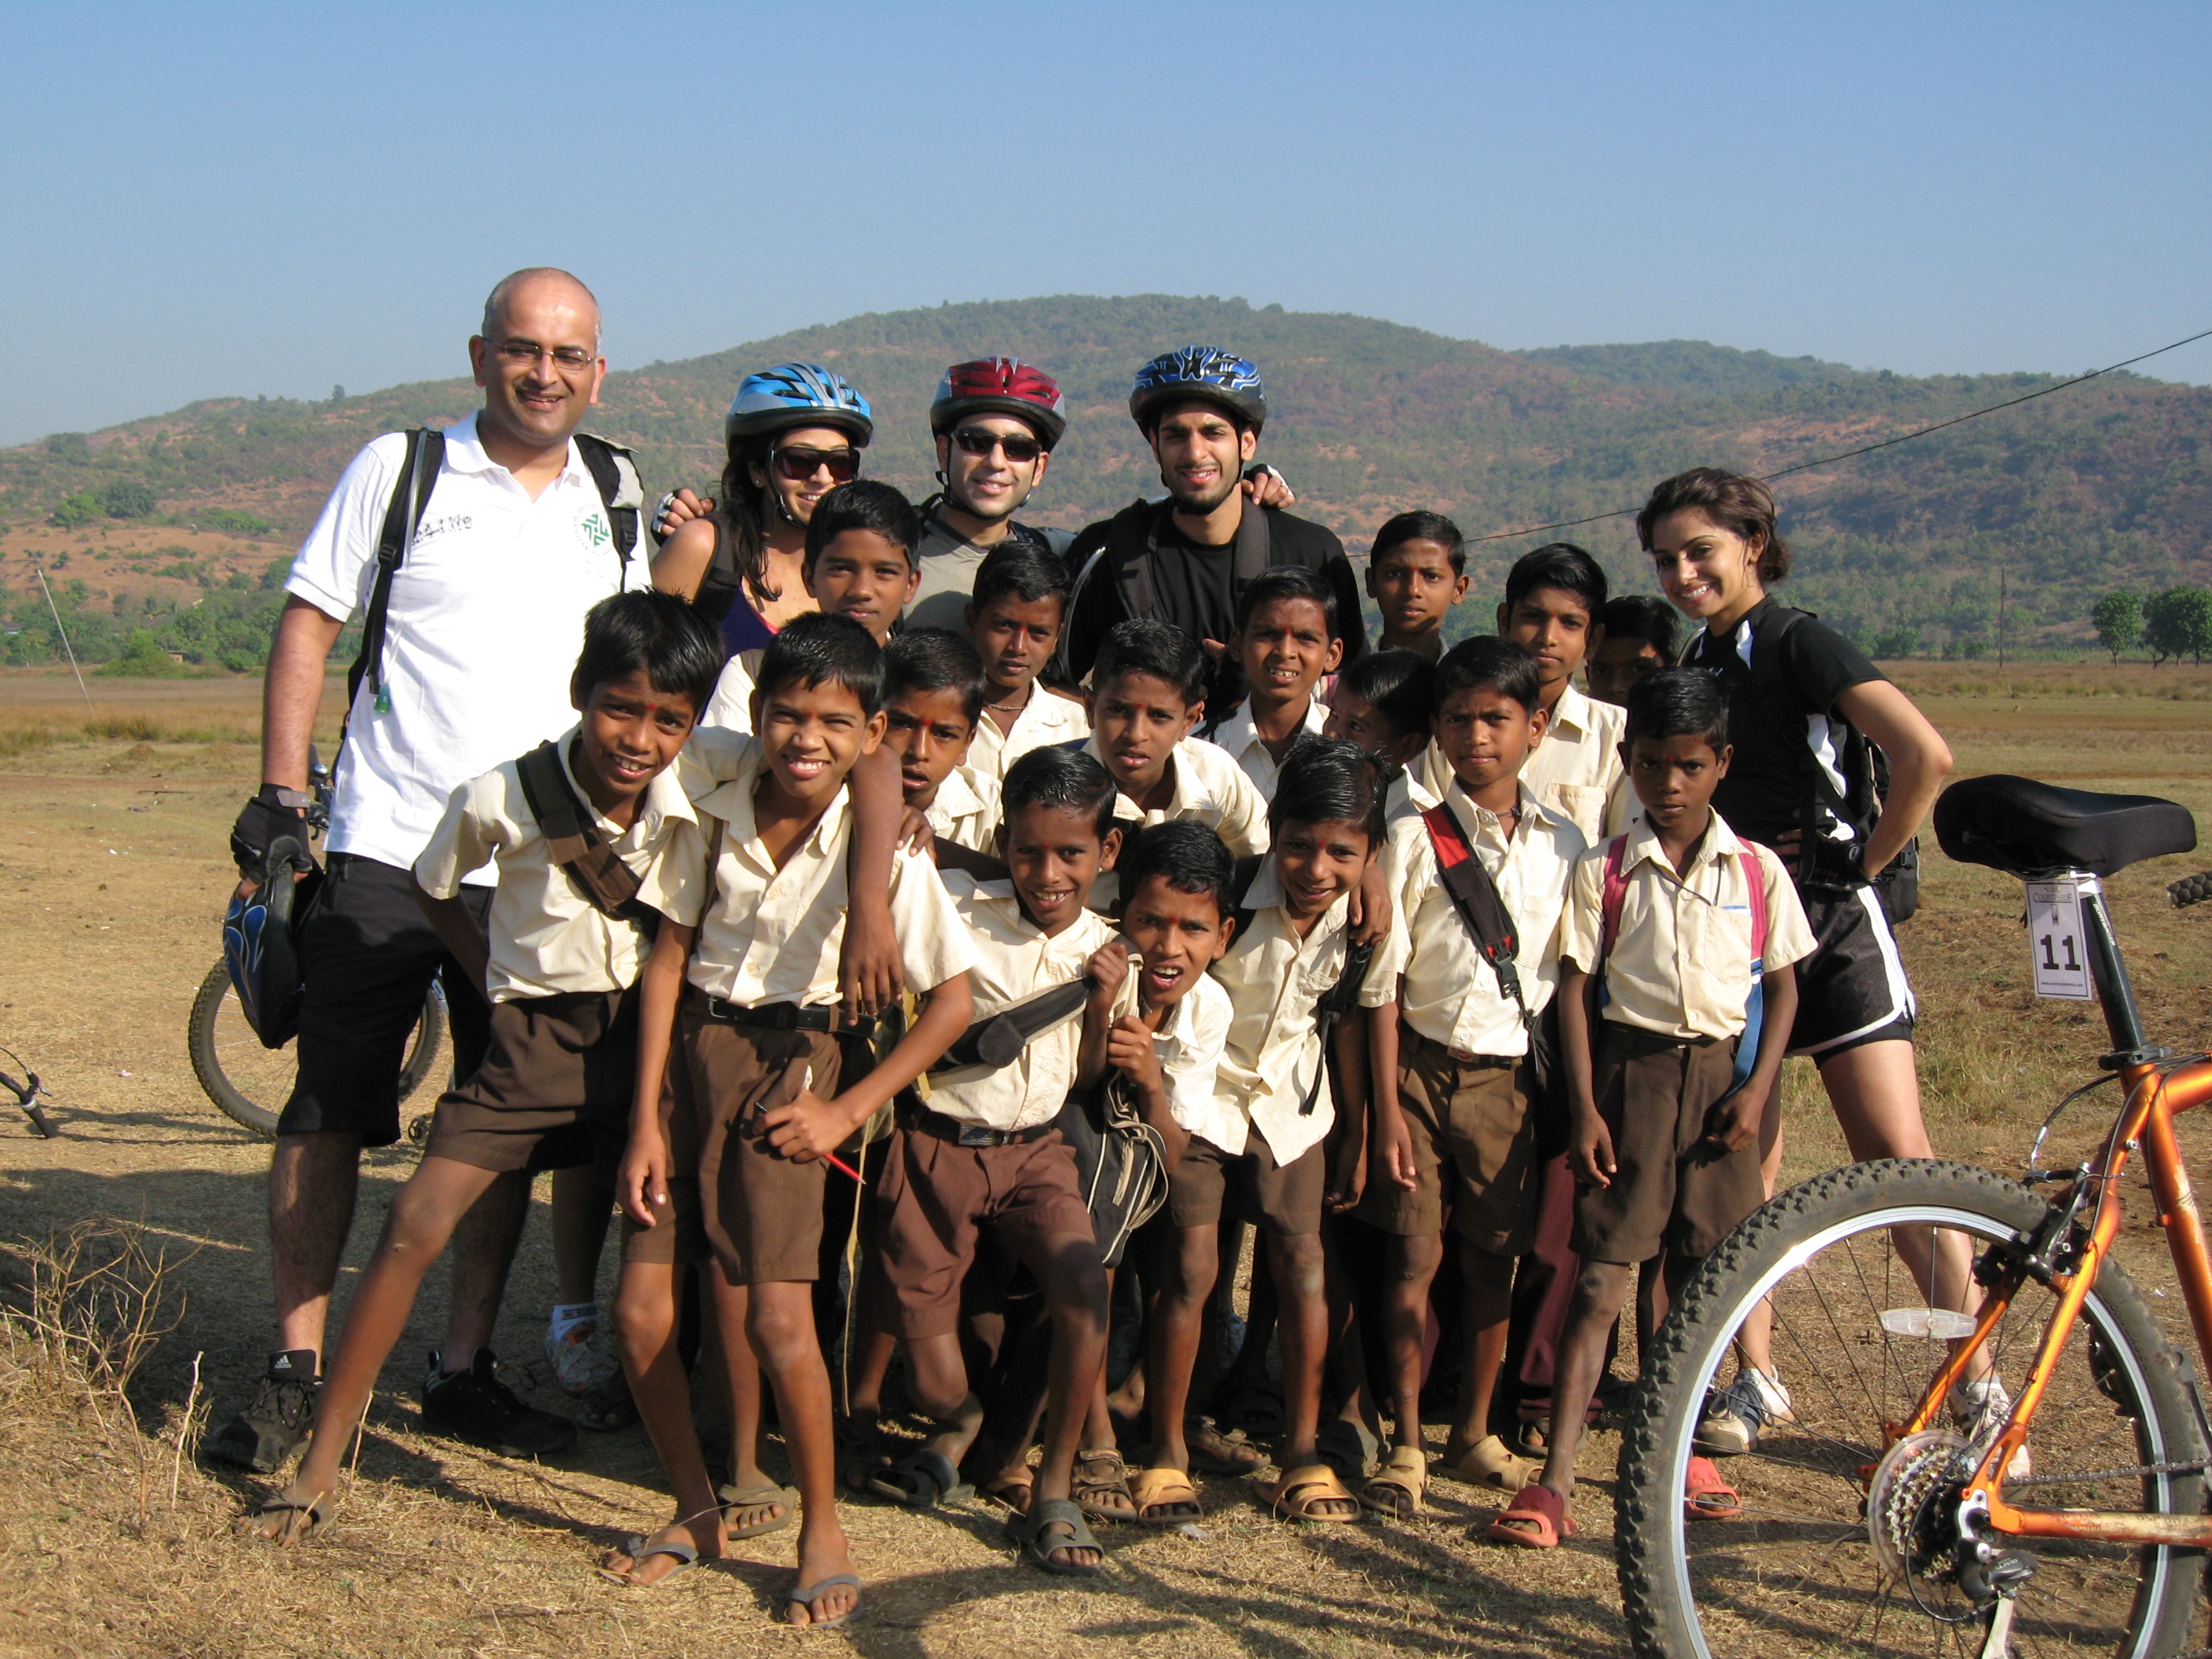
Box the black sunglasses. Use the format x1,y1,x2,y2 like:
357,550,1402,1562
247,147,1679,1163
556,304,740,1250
771,445,862,484
951,427,1043,464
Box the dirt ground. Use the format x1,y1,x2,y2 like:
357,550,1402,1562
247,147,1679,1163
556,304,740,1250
0,663,2207,1658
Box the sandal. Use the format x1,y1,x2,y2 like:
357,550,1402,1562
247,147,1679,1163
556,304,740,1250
1007,1496,1104,1575
786,1572,862,1629
836,1415,889,1493
1360,1445,1427,1518
1130,1466,1202,1526
1683,1455,1743,1520
1436,1434,1538,1492
1488,1483,1573,1548
717,1481,797,1540
1219,1380,1286,1437
1185,1416,1266,1474
977,1467,1035,1514
1267,1463,1362,1523
1072,1448,1137,1525
867,1446,973,1510
574,1373,639,1434
1512,1416,1550,1459
598,1532,698,1587
1317,1417,1380,1485
233,1492,331,1544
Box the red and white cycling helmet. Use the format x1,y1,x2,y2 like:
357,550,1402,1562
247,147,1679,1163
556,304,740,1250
930,357,1069,449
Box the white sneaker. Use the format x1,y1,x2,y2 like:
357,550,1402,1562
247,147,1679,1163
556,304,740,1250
545,1312,617,1397
1952,1373,2032,1481
1694,1368,1794,1456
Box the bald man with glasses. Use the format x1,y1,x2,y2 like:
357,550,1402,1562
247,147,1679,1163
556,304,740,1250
211,269,643,1474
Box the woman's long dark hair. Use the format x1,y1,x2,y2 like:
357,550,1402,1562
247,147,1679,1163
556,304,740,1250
713,436,777,611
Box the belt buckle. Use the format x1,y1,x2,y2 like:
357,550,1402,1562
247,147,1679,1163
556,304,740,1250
1448,1045,1481,1064
957,1124,999,1148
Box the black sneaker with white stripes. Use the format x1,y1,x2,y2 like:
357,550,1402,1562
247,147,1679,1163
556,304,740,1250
419,1347,576,1457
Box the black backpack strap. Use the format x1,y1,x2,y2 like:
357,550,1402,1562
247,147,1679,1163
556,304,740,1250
1419,802,1533,1027
513,739,655,925
1225,853,1266,944
348,428,445,718
573,432,645,573
1305,932,1378,1115
1230,499,1273,584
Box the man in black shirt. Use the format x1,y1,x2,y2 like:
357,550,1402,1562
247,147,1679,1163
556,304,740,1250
1060,346,1364,711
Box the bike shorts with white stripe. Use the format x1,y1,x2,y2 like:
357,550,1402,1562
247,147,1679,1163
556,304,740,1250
1786,885,1917,1059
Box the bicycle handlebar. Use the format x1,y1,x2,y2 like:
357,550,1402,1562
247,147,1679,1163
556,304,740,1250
2169,871,2212,910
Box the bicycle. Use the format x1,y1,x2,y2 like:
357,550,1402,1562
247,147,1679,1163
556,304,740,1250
1615,772,2210,1659
185,748,447,1139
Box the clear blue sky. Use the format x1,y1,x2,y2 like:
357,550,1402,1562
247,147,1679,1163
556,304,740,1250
4,1,2207,447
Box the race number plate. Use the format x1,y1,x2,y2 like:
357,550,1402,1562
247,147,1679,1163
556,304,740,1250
2025,878,2093,1001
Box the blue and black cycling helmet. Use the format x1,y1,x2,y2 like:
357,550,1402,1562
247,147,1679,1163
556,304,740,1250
1128,346,1266,435
725,362,874,448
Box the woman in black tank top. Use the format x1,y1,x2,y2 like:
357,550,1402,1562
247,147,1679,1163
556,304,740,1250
1637,468,1998,1432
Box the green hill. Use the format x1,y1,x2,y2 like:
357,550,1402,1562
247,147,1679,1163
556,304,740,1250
3,293,2207,668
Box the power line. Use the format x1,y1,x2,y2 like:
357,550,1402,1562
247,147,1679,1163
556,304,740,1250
1462,324,2212,547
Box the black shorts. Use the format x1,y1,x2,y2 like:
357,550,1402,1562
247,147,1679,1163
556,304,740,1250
277,853,493,1147
1788,885,1917,1060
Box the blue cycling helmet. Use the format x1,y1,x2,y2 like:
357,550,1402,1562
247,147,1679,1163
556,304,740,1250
725,362,874,448
1128,346,1266,434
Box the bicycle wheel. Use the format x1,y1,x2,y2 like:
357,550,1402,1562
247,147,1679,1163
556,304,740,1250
186,961,448,1139
1618,1159,2207,1659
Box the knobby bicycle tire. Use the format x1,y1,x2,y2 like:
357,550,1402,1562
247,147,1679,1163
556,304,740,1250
1617,1158,2207,1659
185,960,447,1138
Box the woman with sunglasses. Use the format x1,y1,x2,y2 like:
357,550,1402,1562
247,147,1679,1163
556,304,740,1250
652,362,874,729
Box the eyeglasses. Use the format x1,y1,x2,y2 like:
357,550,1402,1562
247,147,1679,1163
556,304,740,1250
771,445,862,483
951,427,1043,464
493,340,597,372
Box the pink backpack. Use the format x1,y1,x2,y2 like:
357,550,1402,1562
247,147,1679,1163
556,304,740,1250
1597,833,1773,1093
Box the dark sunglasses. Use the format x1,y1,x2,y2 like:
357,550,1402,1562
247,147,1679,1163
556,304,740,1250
771,445,862,483
951,427,1043,464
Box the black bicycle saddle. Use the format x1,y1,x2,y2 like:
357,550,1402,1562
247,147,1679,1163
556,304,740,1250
1934,775,2197,879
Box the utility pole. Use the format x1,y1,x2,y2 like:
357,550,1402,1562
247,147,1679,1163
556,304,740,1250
1998,562,2008,669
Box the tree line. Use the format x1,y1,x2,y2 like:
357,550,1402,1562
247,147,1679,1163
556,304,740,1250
2092,588,2212,665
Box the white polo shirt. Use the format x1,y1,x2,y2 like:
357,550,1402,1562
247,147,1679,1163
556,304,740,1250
286,412,640,879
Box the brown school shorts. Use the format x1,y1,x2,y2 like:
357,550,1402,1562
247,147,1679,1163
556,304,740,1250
1357,1026,1538,1256
619,1052,709,1269
423,986,636,1175
1168,1130,1326,1237
1571,1021,1764,1265
678,992,845,1287
873,1122,1095,1340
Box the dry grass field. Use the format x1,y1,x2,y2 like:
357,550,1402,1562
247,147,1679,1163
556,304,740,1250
0,659,2206,1658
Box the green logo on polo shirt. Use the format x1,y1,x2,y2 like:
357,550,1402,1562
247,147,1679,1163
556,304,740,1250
578,509,610,548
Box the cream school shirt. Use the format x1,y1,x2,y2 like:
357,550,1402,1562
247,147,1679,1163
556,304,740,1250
1387,781,1587,1060
1088,733,1271,855
926,873,1120,1132
413,725,693,1003
1558,815,1815,1042
967,687,1090,781
1144,972,1233,1140
925,764,1002,856
1203,862,1407,1166
1203,695,1328,798
640,745,974,1009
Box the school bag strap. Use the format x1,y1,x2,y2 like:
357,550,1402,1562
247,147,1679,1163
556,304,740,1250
1418,802,1531,1026
930,976,1096,1074
1224,852,1376,1116
1596,833,1631,970
512,739,657,926
573,432,644,569
348,429,640,727
349,427,445,719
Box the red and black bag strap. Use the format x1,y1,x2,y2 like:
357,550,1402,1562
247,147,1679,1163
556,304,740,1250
1419,801,1533,1030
